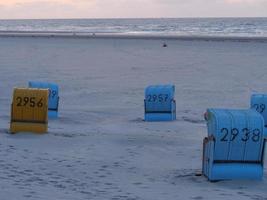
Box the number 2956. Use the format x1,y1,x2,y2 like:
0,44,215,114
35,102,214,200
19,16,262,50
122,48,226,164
16,97,44,108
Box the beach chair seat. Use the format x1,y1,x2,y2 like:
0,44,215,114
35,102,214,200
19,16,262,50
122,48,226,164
10,88,49,133
202,109,266,181
144,85,176,121
29,81,59,119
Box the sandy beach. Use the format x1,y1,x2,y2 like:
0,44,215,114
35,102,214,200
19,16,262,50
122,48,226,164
0,35,266,199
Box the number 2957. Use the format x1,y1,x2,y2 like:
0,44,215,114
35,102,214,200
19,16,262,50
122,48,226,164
147,94,169,102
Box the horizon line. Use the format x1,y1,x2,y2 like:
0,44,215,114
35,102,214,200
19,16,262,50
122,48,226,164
0,16,267,21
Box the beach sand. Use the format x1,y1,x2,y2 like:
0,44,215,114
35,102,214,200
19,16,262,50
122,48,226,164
0,35,266,199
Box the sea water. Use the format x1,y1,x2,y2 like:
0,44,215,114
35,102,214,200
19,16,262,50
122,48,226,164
0,18,266,37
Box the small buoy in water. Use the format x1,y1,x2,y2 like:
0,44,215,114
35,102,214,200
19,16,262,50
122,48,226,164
163,43,167,47
195,172,202,177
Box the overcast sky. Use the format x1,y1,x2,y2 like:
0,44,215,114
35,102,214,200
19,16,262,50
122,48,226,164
0,0,266,19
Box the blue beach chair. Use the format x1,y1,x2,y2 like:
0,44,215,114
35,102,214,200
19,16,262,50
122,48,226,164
203,109,266,181
29,81,59,119
144,85,176,121
251,94,267,137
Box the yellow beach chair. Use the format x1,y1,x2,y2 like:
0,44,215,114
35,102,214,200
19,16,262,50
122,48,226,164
10,88,49,134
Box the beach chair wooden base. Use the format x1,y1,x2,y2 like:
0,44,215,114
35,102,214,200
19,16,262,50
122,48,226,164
10,122,48,134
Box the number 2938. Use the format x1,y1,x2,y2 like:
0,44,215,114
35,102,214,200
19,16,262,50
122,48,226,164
220,128,261,142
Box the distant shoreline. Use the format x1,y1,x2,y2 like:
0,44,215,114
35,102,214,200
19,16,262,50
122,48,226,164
0,31,267,42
